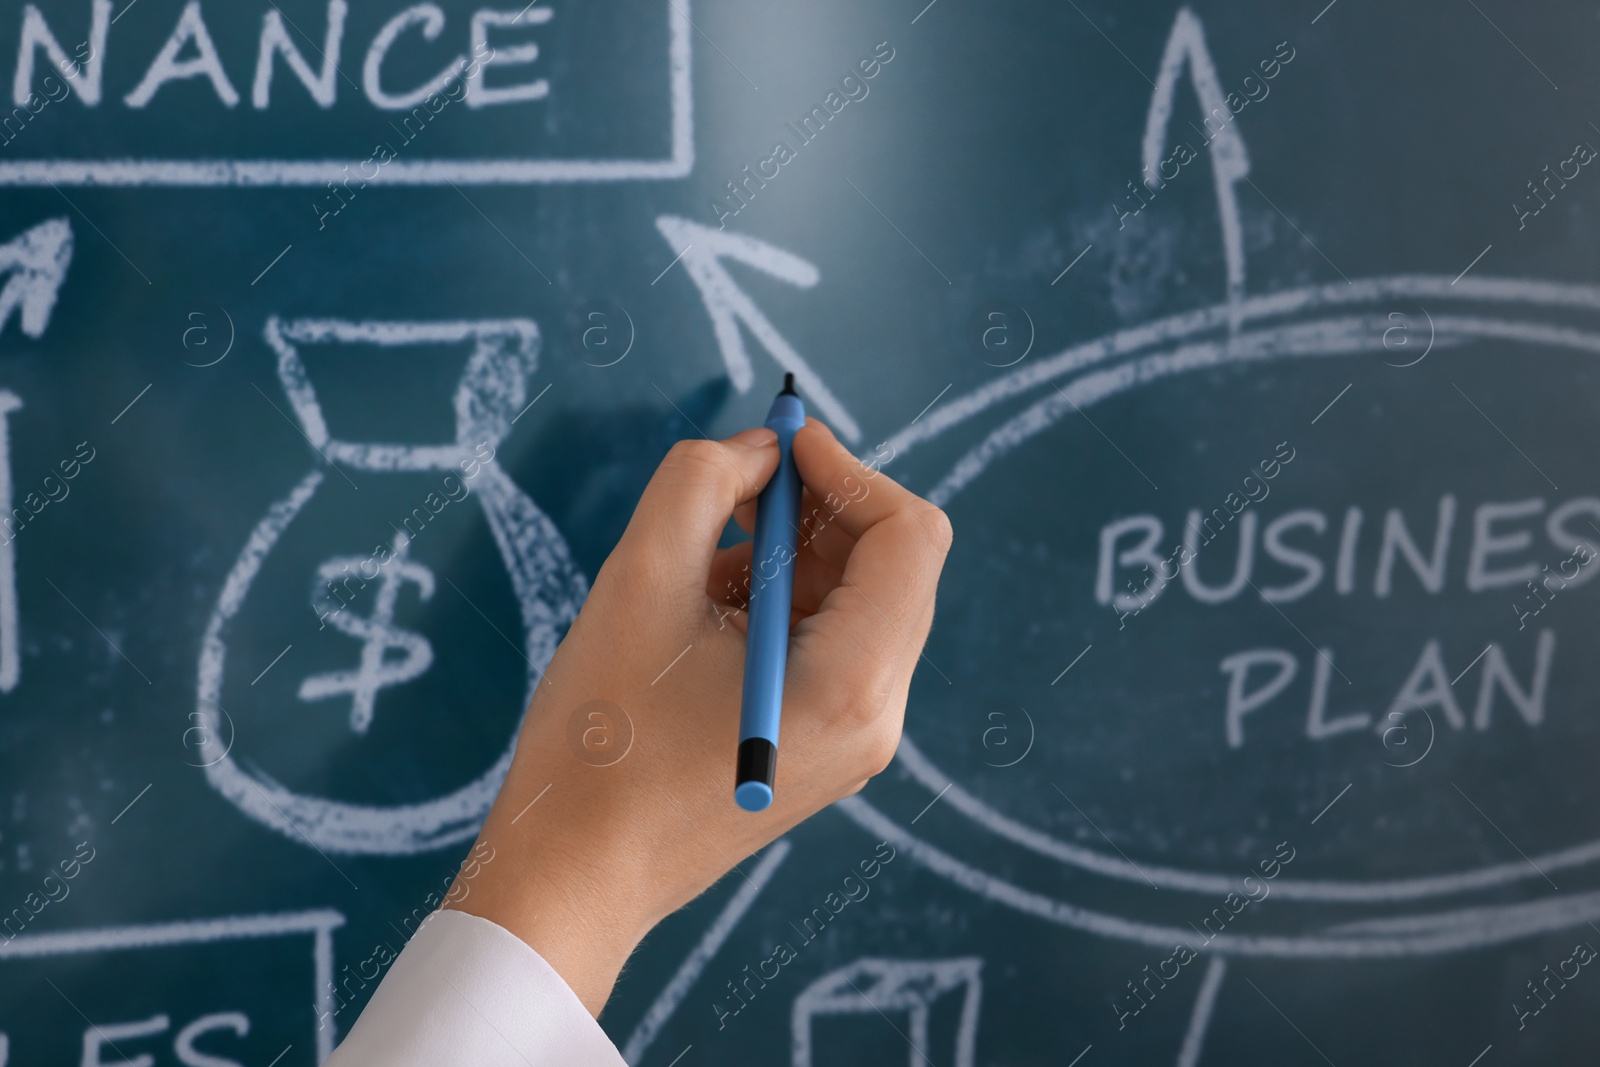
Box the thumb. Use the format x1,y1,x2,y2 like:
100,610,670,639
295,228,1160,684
613,429,780,593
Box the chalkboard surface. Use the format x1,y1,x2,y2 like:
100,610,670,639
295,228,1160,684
1,0,1599,1064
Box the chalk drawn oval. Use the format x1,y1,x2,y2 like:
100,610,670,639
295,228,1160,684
838,274,1600,957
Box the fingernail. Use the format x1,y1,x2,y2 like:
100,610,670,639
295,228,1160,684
729,427,777,448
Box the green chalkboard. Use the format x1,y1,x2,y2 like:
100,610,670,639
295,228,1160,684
1,1,1599,1064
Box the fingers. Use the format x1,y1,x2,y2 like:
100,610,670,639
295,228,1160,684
791,420,920,543
810,508,949,669
790,420,953,690
705,541,753,607
788,488,862,571
613,429,779,594
707,540,844,618
733,487,858,572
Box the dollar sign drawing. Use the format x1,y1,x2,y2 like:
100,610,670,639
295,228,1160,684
299,531,436,734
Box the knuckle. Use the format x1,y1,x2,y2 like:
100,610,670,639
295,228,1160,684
836,683,884,732
838,666,900,733
662,438,726,480
917,504,954,554
861,722,901,777
836,689,878,730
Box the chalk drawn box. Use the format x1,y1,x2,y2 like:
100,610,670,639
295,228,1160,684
0,909,343,1065
0,0,691,186
791,957,982,1067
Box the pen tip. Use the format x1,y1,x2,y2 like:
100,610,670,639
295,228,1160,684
780,372,797,396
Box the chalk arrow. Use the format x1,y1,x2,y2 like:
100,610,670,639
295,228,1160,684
1141,7,1249,332
656,215,862,442
0,218,72,340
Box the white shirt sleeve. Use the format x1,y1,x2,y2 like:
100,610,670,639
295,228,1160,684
325,909,628,1067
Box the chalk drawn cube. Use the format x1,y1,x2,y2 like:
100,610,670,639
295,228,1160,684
791,957,981,1067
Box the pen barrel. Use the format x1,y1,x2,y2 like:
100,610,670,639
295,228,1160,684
736,397,805,797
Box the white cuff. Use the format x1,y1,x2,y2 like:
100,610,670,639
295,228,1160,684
326,909,627,1067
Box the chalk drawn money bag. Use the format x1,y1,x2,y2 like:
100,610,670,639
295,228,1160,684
195,318,587,855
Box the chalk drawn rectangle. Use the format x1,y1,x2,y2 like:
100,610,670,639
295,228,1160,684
0,2,691,187
0,909,343,1062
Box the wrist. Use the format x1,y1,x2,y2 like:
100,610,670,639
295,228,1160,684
444,791,655,1015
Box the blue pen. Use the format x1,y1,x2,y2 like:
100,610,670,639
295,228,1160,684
735,373,805,811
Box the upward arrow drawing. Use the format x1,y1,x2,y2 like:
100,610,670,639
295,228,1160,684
1142,7,1249,334
0,218,72,340
656,215,862,442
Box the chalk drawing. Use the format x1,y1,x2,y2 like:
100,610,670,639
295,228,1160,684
0,218,72,339
622,839,792,1064
362,5,466,112
840,796,1600,959
1174,957,1226,1067
298,529,436,736
836,5,1600,967
872,275,1600,471
656,216,862,442
123,1,240,109
0,391,21,694
253,0,347,109
176,1013,250,1066
196,318,587,854
915,304,1600,506
466,8,556,109
0,2,691,185
838,288,1600,929
791,957,981,1067
0,909,343,1062
14,1,109,107
1142,7,1249,333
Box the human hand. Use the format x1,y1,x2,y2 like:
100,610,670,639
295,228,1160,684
444,418,951,1014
